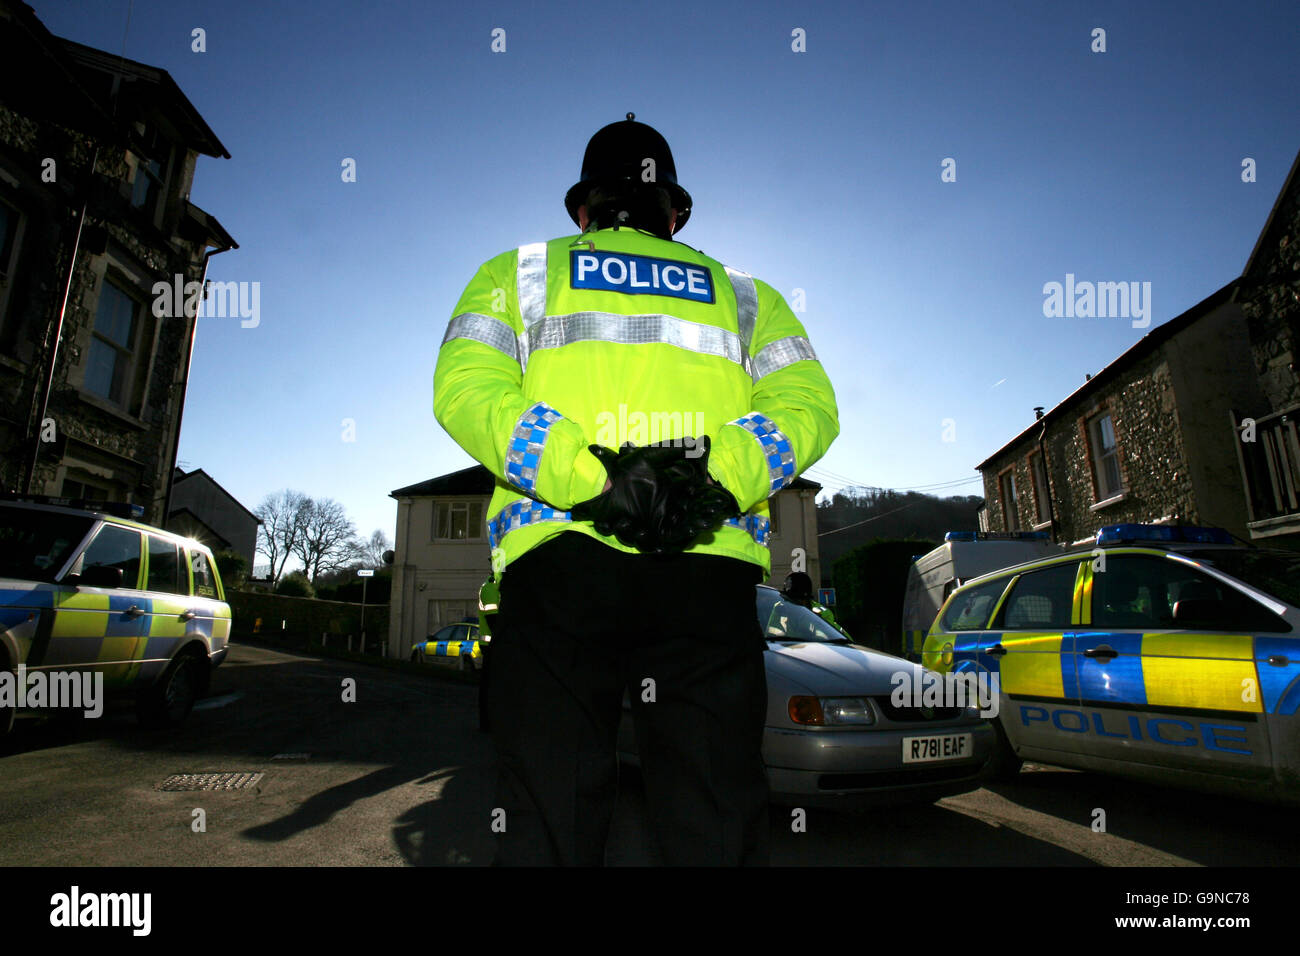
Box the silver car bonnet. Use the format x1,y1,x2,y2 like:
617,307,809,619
764,641,928,697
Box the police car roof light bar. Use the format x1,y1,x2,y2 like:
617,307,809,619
944,530,1050,542
1095,523,1233,546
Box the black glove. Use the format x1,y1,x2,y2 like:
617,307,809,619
570,436,740,554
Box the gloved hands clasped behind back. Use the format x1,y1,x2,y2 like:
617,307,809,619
569,436,741,555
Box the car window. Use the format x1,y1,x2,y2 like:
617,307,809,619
79,524,142,588
996,562,1079,630
1183,549,1300,607
431,625,459,642
190,549,215,598
147,535,183,594
939,577,1009,631
762,597,850,643
1093,555,1290,633
0,507,92,581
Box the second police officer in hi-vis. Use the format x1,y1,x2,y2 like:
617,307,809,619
434,114,838,865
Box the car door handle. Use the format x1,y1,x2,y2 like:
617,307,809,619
986,643,1007,657
124,605,145,618
181,610,196,621
1267,655,1289,667
1084,645,1118,659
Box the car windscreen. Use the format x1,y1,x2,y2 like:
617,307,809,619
1182,549,1300,607
0,508,93,582
756,588,851,643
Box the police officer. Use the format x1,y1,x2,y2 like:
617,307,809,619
434,114,838,865
781,571,847,634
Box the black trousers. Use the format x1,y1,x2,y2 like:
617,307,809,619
487,530,770,865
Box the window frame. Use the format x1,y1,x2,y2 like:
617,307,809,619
85,275,145,409
145,533,185,595
76,522,144,590
1087,410,1124,501
432,499,485,542
998,466,1018,530
939,576,1014,632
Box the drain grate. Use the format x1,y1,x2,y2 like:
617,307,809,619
157,772,265,791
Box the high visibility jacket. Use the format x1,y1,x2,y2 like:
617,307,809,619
477,577,500,638
433,225,839,575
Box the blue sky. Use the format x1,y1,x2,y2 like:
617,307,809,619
31,0,1300,564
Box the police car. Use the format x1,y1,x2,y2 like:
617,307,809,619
921,523,1300,803
0,496,232,735
618,585,995,808
411,620,483,671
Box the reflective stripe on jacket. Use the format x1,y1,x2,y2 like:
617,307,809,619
433,226,839,574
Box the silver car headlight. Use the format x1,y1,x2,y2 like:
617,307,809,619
788,696,876,726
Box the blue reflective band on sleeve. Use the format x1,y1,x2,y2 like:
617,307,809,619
729,411,796,493
570,251,715,304
505,402,564,494
487,499,772,550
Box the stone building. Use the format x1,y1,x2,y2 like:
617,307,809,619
0,0,236,524
387,464,823,657
977,149,1300,550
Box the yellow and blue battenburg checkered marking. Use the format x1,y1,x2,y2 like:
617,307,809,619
728,412,795,493
417,638,481,660
505,402,563,495
486,497,772,549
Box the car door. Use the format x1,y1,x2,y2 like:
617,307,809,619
1078,552,1271,779
187,547,228,658
44,522,146,688
979,560,1085,758
139,533,193,686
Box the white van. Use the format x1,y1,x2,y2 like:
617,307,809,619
900,532,1061,661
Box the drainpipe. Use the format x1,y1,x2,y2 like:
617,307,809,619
161,241,234,523
1036,407,1058,544
23,147,100,495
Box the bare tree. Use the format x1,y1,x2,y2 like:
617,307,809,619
355,529,391,568
255,490,311,585
291,497,360,581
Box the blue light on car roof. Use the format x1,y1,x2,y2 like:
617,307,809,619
1096,524,1232,545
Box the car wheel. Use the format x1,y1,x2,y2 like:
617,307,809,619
137,654,200,729
983,719,1023,781
410,650,422,664
460,653,474,673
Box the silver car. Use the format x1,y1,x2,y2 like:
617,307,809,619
618,585,994,808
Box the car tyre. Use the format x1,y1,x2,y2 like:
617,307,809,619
983,719,1023,781
137,654,200,729
410,650,422,664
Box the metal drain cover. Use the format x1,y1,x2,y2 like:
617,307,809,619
157,772,264,791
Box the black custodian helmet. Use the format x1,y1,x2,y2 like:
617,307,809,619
564,113,693,233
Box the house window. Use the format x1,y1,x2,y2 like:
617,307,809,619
61,475,114,502
0,195,23,334
129,132,170,219
1089,412,1123,499
85,278,141,407
999,469,1018,529
1030,452,1051,525
433,500,484,541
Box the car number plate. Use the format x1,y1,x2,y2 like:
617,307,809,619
902,732,973,763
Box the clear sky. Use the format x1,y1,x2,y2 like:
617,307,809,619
30,0,1300,565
